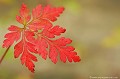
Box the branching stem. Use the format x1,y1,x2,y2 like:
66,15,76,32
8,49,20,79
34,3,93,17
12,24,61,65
0,46,11,64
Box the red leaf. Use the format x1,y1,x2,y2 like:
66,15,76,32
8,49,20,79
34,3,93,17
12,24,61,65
2,3,81,73
35,37,48,60
14,30,37,72
53,37,72,46
14,40,23,58
29,5,50,30
32,5,42,19
2,25,21,48
49,44,58,64
16,3,31,24
40,37,81,63
41,5,64,22
29,19,52,31
28,5,64,31
42,25,66,38
20,48,37,72
25,30,36,44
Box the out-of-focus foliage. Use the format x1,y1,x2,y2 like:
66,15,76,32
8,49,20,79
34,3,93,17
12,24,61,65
103,27,120,47
0,0,14,4
49,0,81,13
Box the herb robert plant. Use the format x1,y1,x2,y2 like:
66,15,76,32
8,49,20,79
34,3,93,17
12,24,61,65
2,3,81,72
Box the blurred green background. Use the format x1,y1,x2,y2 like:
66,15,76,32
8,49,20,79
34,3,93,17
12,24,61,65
0,0,120,79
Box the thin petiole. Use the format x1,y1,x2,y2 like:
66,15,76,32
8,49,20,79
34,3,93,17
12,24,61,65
0,46,11,64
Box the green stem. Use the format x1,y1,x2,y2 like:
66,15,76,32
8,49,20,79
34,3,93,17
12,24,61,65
0,46,11,64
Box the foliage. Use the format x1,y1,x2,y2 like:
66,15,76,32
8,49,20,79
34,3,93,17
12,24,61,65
2,3,80,72
103,27,120,47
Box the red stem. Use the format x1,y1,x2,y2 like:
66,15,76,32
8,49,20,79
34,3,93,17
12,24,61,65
0,46,11,64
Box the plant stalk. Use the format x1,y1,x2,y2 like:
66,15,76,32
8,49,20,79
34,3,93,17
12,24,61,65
0,46,11,64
